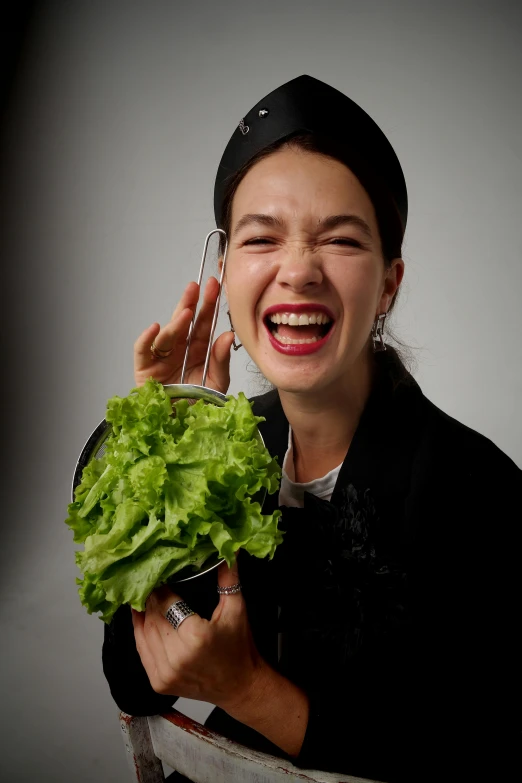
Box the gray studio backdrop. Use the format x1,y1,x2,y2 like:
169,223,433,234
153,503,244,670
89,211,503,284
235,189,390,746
2,1,521,781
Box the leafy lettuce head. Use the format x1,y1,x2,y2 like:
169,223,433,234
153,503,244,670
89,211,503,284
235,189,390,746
65,379,282,623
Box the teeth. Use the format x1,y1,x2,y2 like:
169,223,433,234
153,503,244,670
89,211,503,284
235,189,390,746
273,332,319,345
268,311,331,326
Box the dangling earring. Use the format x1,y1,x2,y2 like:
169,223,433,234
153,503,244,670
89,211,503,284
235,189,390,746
227,311,243,351
371,313,387,352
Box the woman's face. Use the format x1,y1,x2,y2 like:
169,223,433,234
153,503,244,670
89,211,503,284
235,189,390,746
224,146,404,396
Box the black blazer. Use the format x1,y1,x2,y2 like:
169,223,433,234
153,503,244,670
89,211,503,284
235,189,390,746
102,353,521,782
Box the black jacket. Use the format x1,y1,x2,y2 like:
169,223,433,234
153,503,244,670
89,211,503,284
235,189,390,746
102,353,521,782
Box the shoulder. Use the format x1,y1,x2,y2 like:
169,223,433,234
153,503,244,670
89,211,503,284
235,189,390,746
415,389,520,479
249,388,288,465
249,388,281,418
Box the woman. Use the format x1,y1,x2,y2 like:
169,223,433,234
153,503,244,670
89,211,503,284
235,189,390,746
102,76,521,782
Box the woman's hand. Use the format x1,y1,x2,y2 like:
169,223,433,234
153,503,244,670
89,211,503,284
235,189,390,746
131,556,266,714
134,277,235,394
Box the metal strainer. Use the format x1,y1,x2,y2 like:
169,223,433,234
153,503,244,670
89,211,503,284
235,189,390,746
72,229,266,583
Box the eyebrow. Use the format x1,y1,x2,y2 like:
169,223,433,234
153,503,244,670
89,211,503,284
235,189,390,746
318,214,373,240
232,212,373,240
232,213,285,237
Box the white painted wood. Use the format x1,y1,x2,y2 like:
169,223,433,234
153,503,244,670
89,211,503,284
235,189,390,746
119,713,165,782
146,709,384,783
174,696,215,725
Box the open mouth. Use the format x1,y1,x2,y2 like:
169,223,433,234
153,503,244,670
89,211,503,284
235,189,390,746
262,305,335,355
264,310,333,344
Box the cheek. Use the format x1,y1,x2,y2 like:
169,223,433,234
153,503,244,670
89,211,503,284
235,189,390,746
225,258,271,321
329,262,381,311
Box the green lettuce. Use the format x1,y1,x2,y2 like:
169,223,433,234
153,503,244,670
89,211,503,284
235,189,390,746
66,379,282,623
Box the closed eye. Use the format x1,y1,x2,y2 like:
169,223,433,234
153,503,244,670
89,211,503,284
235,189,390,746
243,237,273,245
329,238,361,247
243,237,362,247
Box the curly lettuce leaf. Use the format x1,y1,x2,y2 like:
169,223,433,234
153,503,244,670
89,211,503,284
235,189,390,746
65,379,282,622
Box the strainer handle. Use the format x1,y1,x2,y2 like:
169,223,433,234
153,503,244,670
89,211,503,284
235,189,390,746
180,228,229,386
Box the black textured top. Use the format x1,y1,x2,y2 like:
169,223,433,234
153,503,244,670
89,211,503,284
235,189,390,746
102,353,521,782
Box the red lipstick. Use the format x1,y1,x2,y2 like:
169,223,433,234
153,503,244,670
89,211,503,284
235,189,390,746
262,302,335,356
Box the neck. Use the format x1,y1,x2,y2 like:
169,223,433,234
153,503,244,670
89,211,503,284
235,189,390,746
278,354,377,483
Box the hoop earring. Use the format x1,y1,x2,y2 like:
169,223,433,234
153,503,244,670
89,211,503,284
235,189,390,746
227,311,243,351
371,313,387,352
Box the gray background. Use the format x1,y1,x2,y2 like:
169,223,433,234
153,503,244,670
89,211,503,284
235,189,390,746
2,1,521,781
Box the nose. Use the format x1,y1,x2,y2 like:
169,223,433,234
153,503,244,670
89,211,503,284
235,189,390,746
275,248,323,292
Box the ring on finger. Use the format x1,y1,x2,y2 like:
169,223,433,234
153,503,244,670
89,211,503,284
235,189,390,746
165,600,196,630
217,583,242,595
151,340,173,358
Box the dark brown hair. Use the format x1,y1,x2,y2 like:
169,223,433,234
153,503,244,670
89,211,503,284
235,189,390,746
218,132,414,385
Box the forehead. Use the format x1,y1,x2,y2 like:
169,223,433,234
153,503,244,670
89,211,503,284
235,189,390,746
231,146,376,223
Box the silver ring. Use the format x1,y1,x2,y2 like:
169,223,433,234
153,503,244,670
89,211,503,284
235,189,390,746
217,583,242,595
165,600,196,630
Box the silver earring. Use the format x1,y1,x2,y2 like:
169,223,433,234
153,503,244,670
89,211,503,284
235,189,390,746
371,313,387,352
227,311,242,351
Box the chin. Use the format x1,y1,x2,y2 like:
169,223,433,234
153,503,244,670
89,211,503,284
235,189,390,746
254,345,373,398
260,362,340,396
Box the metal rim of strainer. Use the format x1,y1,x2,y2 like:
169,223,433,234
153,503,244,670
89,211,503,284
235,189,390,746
71,229,266,584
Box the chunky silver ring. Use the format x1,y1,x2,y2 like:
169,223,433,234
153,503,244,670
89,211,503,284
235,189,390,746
165,600,196,630
217,583,242,595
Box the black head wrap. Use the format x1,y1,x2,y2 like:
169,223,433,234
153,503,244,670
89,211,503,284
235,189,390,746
213,74,407,233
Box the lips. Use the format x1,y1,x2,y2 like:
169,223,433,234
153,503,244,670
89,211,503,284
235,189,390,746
262,302,335,356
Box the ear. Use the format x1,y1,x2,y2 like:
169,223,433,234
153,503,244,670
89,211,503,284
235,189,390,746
379,258,404,313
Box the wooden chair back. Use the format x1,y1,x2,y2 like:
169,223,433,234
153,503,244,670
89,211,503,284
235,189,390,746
119,709,383,783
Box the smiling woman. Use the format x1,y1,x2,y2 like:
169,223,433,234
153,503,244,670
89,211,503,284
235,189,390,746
220,131,409,388
102,76,521,783
222,144,404,413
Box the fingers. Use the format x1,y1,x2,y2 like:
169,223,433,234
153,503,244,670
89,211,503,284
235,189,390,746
187,276,221,351
166,277,218,352
151,584,182,612
149,586,201,640
131,608,167,688
208,331,234,392
217,553,240,587
134,322,161,373
212,330,235,365
169,281,200,322
134,603,189,695
213,554,244,624
133,277,228,388
152,307,193,355
133,282,199,370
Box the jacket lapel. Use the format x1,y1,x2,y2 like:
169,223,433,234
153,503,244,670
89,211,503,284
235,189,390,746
331,361,425,516
251,357,427,522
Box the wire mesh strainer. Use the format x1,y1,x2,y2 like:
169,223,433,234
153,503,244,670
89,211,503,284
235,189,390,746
72,229,267,583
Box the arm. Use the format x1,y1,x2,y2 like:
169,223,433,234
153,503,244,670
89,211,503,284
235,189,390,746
269,432,522,781
222,659,310,758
